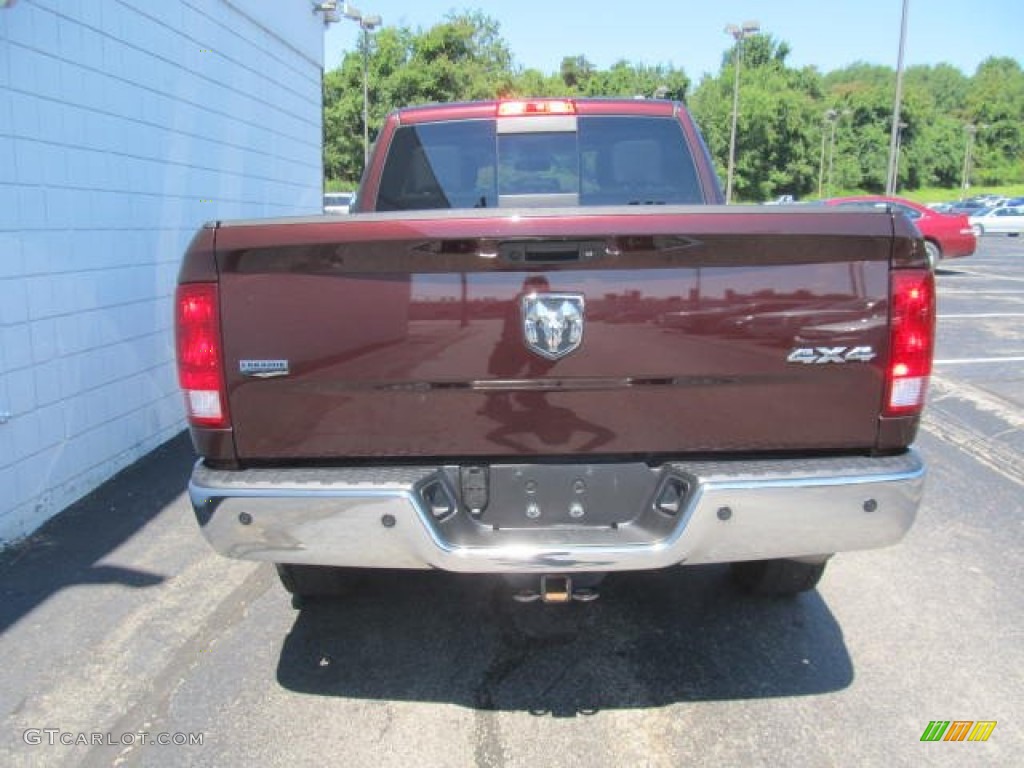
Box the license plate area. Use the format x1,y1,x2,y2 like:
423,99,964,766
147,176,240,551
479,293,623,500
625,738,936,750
462,463,660,530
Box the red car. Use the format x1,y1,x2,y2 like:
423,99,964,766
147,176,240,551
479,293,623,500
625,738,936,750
826,195,976,268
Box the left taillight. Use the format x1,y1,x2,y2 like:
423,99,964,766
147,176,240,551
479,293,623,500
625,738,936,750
175,283,229,428
884,269,936,417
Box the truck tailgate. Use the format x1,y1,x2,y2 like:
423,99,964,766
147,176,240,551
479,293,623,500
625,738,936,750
213,208,898,460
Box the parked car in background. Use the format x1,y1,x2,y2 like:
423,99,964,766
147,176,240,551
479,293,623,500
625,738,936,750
323,192,353,214
969,206,1024,236
976,194,1009,206
948,199,990,214
825,195,976,268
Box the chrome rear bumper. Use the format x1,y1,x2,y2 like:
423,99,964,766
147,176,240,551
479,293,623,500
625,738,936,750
189,450,924,572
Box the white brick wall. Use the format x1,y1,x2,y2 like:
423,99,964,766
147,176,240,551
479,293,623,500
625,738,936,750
0,0,324,543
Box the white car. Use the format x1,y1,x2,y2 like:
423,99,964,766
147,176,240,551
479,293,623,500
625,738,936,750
323,192,353,215
969,206,1024,236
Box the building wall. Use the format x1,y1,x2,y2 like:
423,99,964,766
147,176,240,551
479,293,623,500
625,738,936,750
0,0,324,543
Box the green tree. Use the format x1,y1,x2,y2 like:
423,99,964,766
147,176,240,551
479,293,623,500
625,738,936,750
692,35,821,200
509,68,565,98
586,61,688,101
324,14,690,185
822,63,895,192
559,55,594,90
323,15,1021,195
323,13,516,183
897,65,971,189
967,57,1024,185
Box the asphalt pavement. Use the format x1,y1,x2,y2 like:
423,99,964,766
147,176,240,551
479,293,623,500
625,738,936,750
1,236,1021,768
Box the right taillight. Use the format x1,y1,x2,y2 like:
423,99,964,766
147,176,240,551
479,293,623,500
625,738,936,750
885,269,935,416
175,283,229,428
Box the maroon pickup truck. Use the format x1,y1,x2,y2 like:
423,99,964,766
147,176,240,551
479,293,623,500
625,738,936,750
177,99,933,604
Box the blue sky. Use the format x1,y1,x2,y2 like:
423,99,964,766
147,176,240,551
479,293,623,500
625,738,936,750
324,0,1023,79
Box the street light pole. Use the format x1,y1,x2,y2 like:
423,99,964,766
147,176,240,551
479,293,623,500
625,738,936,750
818,113,829,198
885,0,910,195
724,21,760,204
960,124,977,200
818,109,839,198
342,3,381,169
361,21,370,166
827,111,839,196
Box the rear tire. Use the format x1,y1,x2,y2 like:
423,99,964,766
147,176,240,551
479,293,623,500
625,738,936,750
923,240,940,270
275,564,360,599
730,558,828,596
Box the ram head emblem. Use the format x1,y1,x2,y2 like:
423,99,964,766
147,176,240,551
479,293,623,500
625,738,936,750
521,293,585,360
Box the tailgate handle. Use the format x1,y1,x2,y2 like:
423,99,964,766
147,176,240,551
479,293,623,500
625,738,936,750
499,240,606,265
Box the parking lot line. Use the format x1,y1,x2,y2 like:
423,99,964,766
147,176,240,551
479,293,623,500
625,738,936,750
934,356,1024,365
937,313,1024,319
939,290,1024,295
950,269,1024,283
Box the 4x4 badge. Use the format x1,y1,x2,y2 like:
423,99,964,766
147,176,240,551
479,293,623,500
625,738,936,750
522,293,585,360
787,346,877,364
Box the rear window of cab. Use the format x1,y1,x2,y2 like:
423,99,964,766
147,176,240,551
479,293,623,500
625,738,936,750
375,116,703,211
